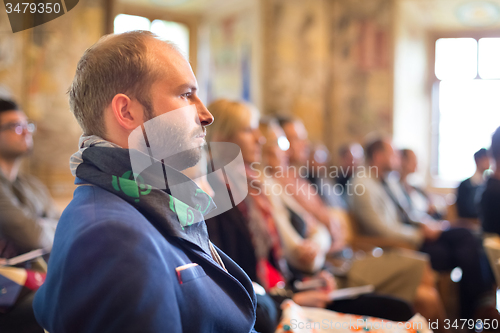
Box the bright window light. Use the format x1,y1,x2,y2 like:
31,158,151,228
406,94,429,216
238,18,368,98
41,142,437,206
479,38,500,79
438,80,500,181
114,14,151,34
113,15,190,59
435,38,477,80
151,20,190,58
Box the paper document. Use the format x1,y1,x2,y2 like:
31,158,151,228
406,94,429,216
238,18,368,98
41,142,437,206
0,249,46,266
328,285,375,301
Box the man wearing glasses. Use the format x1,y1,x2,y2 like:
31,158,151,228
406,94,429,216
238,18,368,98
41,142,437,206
0,98,58,260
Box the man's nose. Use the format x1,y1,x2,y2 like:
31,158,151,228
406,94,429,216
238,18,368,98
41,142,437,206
196,100,214,127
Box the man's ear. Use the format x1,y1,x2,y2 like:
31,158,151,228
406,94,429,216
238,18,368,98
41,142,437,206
110,94,144,130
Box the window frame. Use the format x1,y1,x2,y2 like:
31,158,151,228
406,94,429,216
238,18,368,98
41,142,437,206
107,1,200,73
427,29,500,189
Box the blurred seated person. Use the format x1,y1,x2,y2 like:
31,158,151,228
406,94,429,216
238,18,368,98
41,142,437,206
481,127,500,237
0,99,58,259
259,119,332,274
396,149,446,221
458,148,490,219
335,143,364,192
276,117,345,249
205,102,445,331
306,143,348,210
349,138,495,319
0,98,52,333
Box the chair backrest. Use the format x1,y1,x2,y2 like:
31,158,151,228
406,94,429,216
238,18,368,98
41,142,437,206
483,236,500,286
447,201,458,222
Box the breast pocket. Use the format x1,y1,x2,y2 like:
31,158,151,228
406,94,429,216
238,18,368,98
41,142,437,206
175,263,207,284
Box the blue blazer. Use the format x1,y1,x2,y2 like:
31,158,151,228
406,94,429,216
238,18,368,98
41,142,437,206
33,184,257,332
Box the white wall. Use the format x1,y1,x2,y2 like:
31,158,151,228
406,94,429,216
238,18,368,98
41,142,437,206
393,0,430,187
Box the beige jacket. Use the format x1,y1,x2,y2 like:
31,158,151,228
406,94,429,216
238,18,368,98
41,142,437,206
348,174,424,248
0,170,59,258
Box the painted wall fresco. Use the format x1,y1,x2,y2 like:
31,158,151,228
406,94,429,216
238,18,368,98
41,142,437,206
197,1,261,109
0,0,104,200
0,0,397,199
262,0,395,164
262,0,329,144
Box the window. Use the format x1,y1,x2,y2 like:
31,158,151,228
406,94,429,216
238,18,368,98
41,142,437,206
113,14,190,59
434,37,500,183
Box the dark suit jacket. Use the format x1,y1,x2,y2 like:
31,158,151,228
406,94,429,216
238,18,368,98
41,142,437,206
33,184,257,333
206,204,258,283
456,178,481,218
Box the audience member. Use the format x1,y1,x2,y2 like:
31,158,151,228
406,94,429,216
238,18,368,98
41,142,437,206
457,148,490,219
260,119,332,274
307,143,348,209
33,31,257,333
481,127,500,236
397,149,445,221
0,99,58,259
276,117,344,247
350,138,495,319
335,143,364,192
0,98,50,333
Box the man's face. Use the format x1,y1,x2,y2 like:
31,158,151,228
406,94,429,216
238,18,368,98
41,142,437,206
283,121,309,166
476,156,490,173
374,141,397,174
340,150,354,169
401,150,417,175
140,42,214,170
0,110,33,160
263,125,288,169
232,125,262,165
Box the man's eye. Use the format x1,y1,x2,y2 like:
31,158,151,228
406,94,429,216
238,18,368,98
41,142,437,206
181,92,192,99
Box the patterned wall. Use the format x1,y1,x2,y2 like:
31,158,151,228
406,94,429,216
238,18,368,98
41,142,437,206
0,0,398,199
0,0,105,200
262,0,395,163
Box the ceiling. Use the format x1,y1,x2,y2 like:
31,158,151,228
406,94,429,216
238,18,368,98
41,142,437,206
116,0,251,14
402,0,500,29
114,0,500,29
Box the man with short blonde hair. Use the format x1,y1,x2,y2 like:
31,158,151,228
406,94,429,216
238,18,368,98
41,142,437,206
33,31,257,333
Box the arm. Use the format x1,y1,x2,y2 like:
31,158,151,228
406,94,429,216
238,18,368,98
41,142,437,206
269,193,329,274
37,220,182,333
0,185,54,254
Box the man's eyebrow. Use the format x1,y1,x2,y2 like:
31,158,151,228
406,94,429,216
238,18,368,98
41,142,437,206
177,83,198,91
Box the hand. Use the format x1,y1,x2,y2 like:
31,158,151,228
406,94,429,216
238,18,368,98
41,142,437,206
292,290,331,308
328,218,346,253
314,270,337,293
427,204,438,217
296,241,320,264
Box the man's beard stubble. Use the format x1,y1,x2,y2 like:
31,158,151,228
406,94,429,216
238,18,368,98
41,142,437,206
141,101,205,171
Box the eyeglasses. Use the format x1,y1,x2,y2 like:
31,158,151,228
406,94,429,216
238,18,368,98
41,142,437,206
0,122,36,135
